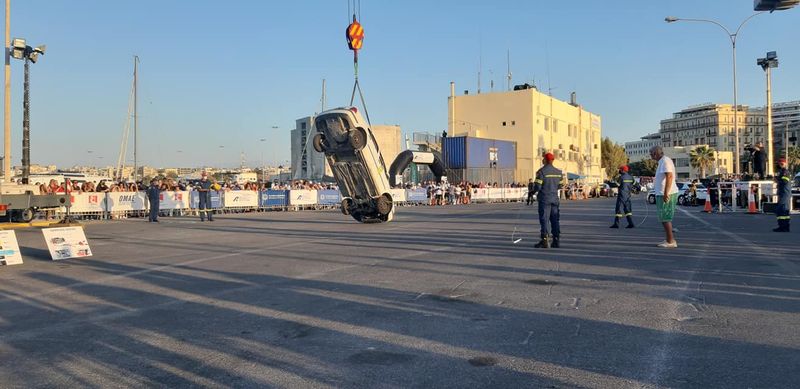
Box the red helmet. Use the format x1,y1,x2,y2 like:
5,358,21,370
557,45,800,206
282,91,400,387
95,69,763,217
619,165,629,172
544,152,555,162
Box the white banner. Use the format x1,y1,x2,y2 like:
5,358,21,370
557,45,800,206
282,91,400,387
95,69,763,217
106,191,147,212
289,190,318,205
389,189,406,202
506,188,524,199
0,230,23,266
158,191,191,209
472,188,489,201
42,226,92,261
488,188,504,200
69,193,106,213
223,190,259,208
411,151,435,164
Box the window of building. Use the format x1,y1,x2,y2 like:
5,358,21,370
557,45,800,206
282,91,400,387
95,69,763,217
511,121,515,126
502,121,506,126
301,122,307,130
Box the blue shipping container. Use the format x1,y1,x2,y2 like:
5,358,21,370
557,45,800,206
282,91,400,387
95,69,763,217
443,136,516,170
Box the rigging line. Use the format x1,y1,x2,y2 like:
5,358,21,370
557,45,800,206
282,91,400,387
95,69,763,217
347,0,350,22
358,0,361,21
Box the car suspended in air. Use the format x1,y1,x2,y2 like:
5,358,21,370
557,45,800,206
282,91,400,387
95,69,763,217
312,106,394,223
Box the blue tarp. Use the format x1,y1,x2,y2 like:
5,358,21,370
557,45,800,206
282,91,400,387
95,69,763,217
261,190,289,207
317,190,341,205
189,190,222,208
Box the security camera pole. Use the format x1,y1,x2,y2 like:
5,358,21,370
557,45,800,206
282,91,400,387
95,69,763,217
10,37,45,184
757,51,778,177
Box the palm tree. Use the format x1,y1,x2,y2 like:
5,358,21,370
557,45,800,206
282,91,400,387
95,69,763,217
689,146,716,178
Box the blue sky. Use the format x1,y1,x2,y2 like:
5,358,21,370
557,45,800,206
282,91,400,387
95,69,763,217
5,0,799,168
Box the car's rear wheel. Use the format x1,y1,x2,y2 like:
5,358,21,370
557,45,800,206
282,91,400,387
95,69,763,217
348,127,367,150
376,194,393,215
312,133,327,153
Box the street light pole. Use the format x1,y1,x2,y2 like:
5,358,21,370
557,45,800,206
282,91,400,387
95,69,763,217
3,0,10,180
665,13,764,175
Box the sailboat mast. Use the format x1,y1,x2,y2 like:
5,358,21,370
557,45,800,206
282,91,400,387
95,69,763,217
133,55,138,183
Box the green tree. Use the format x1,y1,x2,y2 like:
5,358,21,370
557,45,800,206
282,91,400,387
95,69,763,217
629,159,657,176
601,137,628,180
787,146,800,174
689,146,716,178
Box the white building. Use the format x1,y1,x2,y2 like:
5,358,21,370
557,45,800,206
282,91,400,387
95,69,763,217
624,133,661,163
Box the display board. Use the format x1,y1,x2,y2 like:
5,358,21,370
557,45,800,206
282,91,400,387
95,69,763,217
42,226,92,260
0,230,23,266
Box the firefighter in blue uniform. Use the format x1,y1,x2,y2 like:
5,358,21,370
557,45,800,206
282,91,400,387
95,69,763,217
530,152,562,248
774,157,791,232
146,178,161,222
610,165,635,228
197,171,214,222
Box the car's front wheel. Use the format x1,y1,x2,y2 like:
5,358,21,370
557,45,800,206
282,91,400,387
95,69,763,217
376,193,393,216
341,198,353,215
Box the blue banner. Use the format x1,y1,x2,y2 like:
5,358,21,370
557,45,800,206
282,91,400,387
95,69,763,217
190,191,222,209
317,190,341,205
406,189,428,202
261,190,289,207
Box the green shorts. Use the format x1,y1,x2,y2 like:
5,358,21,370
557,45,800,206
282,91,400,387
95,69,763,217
656,195,678,222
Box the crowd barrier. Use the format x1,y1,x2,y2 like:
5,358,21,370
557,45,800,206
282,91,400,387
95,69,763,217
57,188,528,219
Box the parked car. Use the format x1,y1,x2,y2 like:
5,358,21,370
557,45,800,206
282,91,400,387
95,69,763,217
312,106,395,223
647,182,708,205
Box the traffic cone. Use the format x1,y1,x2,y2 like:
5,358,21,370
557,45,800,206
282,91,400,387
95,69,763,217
747,188,758,214
703,198,712,213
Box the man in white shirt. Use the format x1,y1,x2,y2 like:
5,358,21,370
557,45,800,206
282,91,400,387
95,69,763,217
651,145,679,248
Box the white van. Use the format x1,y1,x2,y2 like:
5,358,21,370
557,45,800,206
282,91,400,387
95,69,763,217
313,106,394,223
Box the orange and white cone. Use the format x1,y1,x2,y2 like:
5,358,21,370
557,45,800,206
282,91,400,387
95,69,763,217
703,198,712,213
747,188,758,214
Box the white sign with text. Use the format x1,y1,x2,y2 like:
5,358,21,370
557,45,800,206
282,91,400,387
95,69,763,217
42,227,92,261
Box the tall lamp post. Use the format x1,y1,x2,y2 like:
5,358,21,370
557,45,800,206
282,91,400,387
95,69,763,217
665,13,763,175
9,37,45,184
757,51,779,177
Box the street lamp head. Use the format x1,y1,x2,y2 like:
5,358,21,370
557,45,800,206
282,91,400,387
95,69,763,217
34,45,46,54
665,16,679,23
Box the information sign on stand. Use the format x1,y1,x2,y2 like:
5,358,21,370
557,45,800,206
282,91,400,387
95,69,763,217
0,230,24,266
42,227,92,260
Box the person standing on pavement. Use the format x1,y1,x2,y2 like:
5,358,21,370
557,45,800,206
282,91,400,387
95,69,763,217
147,178,161,223
753,142,767,179
197,171,214,222
651,146,679,248
526,178,536,205
530,152,562,248
610,165,635,229
774,157,792,232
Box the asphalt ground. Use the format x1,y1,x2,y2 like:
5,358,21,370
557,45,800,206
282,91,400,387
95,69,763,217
0,196,798,389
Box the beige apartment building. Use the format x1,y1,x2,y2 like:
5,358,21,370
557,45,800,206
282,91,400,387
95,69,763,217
664,145,734,180
448,84,603,183
660,104,766,172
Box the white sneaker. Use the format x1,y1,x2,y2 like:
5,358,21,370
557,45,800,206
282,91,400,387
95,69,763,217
658,241,678,248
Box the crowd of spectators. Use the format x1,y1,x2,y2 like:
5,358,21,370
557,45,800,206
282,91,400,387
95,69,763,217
34,178,338,195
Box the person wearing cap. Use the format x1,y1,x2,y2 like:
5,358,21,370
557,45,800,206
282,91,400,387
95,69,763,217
196,171,214,222
146,178,161,222
610,165,635,229
774,157,791,232
530,152,563,248
526,178,536,205
753,141,767,179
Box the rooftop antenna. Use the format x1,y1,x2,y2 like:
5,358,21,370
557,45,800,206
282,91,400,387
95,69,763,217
545,41,554,96
506,49,512,91
321,78,326,112
477,38,482,94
